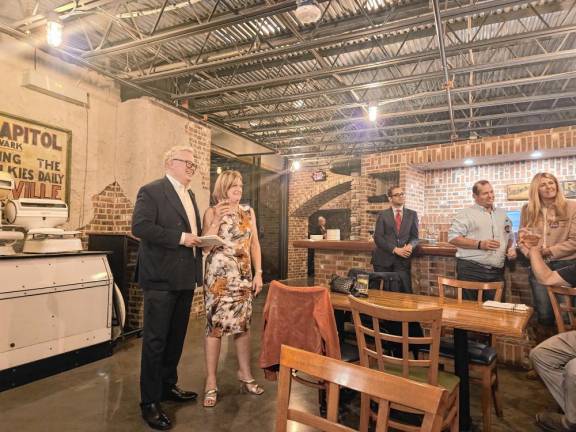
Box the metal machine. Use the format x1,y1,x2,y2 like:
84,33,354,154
2,197,82,254
0,173,123,390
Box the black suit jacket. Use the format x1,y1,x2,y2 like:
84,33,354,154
132,177,203,291
373,207,419,267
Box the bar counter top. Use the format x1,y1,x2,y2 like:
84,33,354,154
293,239,456,257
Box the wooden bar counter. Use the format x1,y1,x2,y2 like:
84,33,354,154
293,239,534,368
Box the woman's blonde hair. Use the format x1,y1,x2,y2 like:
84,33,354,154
212,170,243,203
524,172,567,227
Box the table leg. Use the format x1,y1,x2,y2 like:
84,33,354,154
454,328,471,431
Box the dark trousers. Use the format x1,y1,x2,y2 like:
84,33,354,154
141,288,194,404
529,259,576,326
374,257,412,293
456,259,504,301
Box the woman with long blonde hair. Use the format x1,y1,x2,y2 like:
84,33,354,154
520,172,576,330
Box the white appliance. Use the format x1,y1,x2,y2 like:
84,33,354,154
3,198,82,253
0,253,113,372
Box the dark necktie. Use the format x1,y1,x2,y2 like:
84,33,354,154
395,209,402,232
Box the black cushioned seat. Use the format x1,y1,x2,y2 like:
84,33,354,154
438,337,498,366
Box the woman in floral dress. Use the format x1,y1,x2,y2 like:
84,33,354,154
201,170,264,407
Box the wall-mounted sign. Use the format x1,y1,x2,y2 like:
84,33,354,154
0,112,71,201
312,170,327,182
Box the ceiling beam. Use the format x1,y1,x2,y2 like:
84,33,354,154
219,67,576,122
248,90,576,132
176,24,576,101
131,0,538,84
80,0,301,59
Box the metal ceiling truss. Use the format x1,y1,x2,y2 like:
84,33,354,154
3,0,576,159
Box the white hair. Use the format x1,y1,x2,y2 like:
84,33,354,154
163,145,195,166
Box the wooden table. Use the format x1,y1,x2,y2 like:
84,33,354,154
331,290,532,431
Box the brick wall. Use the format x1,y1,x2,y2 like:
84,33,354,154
420,158,576,242
288,126,576,277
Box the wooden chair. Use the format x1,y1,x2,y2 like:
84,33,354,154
348,296,459,432
547,285,576,333
437,277,504,432
276,344,448,432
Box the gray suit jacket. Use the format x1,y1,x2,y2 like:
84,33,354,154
373,207,419,266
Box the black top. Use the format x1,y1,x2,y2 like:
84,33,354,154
558,263,576,287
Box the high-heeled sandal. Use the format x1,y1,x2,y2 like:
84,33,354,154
203,388,218,407
238,379,264,395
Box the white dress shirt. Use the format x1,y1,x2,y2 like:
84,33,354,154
166,174,197,245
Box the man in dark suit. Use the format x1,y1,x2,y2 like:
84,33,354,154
373,186,419,292
132,146,203,431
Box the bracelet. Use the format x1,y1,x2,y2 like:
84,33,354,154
477,240,482,250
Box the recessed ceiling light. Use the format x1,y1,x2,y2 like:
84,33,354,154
464,159,474,165
531,151,543,158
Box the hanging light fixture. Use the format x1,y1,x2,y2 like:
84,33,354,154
368,101,378,122
46,14,63,47
294,0,322,24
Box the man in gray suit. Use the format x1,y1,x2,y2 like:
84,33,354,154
373,186,419,292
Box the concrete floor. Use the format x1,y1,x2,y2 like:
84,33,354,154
0,289,555,432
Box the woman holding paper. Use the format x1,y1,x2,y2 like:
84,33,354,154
519,172,576,330
200,170,264,408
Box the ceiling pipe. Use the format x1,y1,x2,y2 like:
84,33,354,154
431,0,458,141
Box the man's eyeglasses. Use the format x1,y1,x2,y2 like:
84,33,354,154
172,158,197,170
391,192,405,197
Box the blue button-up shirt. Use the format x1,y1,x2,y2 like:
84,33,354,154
448,204,514,268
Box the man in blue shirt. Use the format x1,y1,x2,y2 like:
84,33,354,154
448,180,517,299
521,235,576,432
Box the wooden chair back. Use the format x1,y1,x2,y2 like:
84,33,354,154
547,285,576,333
348,296,443,386
276,345,447,432
437,277,503,304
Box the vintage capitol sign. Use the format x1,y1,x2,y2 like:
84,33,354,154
0,112,71,201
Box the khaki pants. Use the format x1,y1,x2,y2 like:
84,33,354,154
530,330,576,424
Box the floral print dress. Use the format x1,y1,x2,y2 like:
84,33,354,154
204,204,254,337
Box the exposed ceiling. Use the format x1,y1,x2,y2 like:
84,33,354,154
1,0,576,165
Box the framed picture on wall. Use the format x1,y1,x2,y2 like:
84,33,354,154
563,181,576,198
506,183,530,201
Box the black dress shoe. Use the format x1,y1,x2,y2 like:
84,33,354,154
140,402,172,430
162,385,198,402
